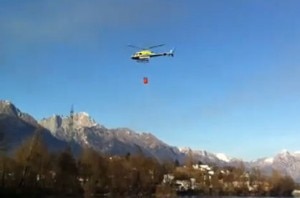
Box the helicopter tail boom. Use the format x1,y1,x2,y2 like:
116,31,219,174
150,49,174,58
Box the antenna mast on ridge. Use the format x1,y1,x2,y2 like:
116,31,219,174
68,104,74,139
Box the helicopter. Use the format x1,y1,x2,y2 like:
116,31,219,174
128,44,174,62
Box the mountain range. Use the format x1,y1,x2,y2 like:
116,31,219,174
1,100,300,182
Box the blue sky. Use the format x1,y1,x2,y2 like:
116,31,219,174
1,0,300,160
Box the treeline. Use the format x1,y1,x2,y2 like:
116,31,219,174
0,129,298,197
0,129,174,197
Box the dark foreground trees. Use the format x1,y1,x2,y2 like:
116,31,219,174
0,131,297,197
269,169,295,196
0,132,167,197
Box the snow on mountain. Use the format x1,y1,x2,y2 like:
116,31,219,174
216,153,231,162
73,112,99,128
264,157,274,164
178,147,230,165
251,151,300,182
272,150,300,181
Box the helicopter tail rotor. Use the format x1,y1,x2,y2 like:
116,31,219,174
169,48,175,57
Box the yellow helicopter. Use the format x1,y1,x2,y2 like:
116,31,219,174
128,44,174,62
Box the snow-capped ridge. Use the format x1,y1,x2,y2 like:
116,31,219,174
42,112,101,129
216,153,231,162
264,157,274,163
0,100,12,105
73,111,99,128
280,149,289,154
178,147,192,153
77,112,90,117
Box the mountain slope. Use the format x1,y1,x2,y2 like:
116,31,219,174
251,150,300,182
38,113,241,166
39,113,186,162
0,100,77,153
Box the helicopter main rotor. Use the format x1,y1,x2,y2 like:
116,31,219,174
127,44,165,50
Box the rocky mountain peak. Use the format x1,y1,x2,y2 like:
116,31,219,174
73,112,99,128
0,100,75,153
40,114,64,133
0,100,38,126
279,149,290,155
0,100,20,117
39,112,100,133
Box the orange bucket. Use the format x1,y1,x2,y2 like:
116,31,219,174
143,77,148,84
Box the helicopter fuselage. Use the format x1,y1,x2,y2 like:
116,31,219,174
131,49,173,62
